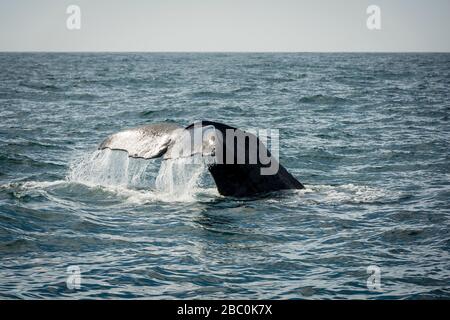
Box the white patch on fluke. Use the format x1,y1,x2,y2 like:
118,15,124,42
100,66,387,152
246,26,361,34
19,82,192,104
99,123,183,159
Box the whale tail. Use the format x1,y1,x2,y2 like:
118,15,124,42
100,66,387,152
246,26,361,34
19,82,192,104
98,121,304,197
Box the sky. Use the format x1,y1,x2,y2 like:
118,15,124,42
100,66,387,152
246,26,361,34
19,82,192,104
0,0,449,52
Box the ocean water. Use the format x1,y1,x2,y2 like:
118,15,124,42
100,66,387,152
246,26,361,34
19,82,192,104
0,53,449,299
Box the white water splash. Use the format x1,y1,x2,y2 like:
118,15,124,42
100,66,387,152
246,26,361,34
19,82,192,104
67,149,214,202
294,183,394,204
155,154,210,199
68,149,147,188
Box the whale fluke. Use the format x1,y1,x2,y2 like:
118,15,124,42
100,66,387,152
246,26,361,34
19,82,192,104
97,121,304,197
98,123,182,159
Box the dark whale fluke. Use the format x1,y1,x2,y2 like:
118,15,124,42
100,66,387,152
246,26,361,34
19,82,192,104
98,121,304,197
185,121,304,196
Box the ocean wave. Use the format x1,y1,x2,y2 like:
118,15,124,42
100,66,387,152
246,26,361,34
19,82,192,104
298,94,351,105
263,76,297,83
0,178,391,207
190,91,235,99
285,183,395,205
19,81,65,92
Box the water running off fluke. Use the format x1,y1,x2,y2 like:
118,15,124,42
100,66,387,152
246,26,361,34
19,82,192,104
67,149,214,201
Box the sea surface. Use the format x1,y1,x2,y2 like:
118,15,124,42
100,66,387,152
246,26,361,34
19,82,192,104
0,53,449,299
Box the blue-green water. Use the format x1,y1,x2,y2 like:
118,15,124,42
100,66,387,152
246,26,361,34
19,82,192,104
0,53,449,299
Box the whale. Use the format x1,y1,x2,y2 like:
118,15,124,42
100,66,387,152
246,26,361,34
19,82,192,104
99,121,304,197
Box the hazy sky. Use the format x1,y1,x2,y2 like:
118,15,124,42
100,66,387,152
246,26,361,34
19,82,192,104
0,0,449,52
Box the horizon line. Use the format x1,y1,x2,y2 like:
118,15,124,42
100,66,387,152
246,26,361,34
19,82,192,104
1,50,450,54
